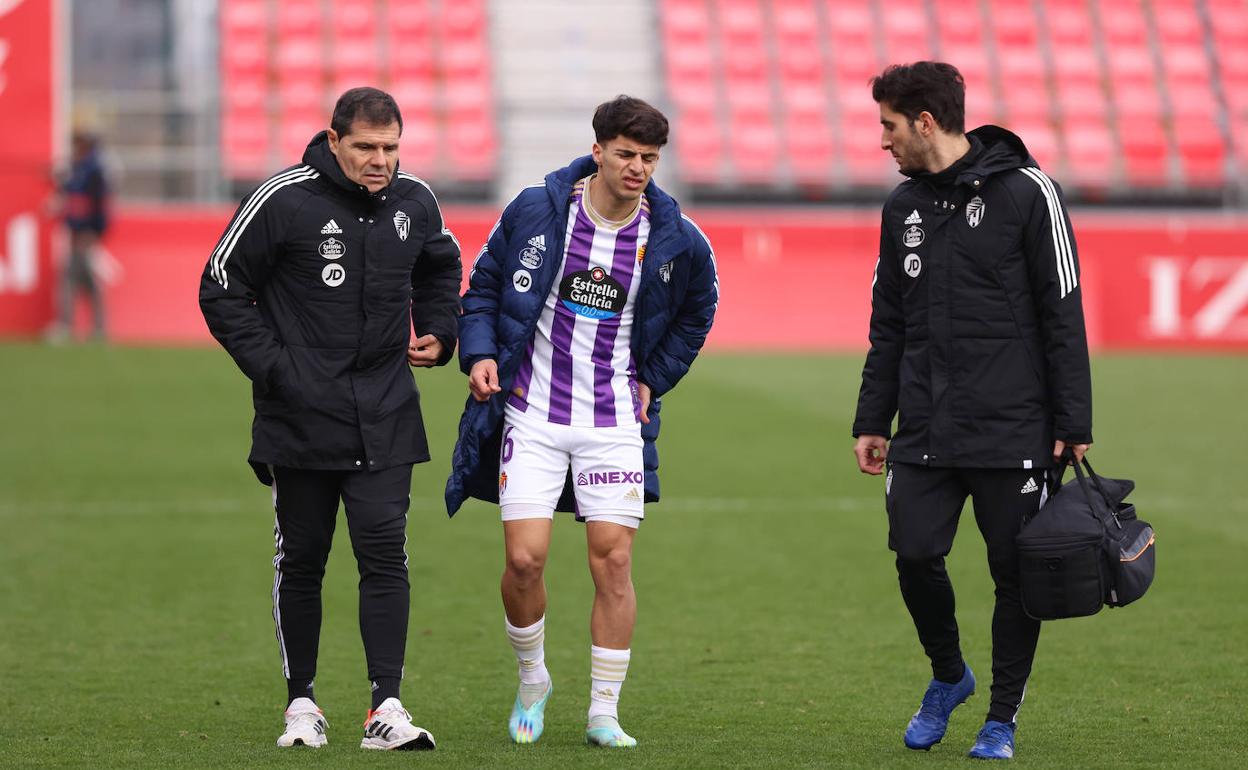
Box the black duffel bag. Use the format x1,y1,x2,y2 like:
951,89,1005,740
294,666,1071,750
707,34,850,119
1016,455,1155,621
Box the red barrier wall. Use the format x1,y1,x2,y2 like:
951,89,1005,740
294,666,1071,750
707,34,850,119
0,0,60,332
9,204,1248,352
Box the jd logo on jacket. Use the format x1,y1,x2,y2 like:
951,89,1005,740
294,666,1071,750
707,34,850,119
904,253,922,278
322,263,346,287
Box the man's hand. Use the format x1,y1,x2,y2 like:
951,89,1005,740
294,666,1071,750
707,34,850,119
1053,440,1091,464
408,334,444,367
854,434,889,475
637,382,652,424
469,358,501,401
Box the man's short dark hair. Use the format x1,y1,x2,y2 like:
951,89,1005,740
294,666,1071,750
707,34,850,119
871,62,966,135
592,95,669,147
331,87,403,137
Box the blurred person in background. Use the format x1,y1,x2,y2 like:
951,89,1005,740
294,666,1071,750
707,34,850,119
46,130,110,342
199,87,461,751
852,62,1092,760
445,96,718,748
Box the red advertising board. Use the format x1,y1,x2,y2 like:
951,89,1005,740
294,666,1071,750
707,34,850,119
0,0,60,333
41,205,1247,352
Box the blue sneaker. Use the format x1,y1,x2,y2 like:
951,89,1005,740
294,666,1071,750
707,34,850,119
508,680,552,744
903,664,976,750
968,720,1015,759
585,715,637,748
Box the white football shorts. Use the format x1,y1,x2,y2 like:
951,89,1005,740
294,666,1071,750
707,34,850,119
498,406,644,528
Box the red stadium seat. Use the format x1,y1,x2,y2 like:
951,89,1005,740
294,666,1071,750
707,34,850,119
1118,121,1170,186
387,0,432,33
879,0,934,62
674,109,725,183
276,0,321,36
785,113,835,183
1012,121,1060,172
728,112,780,183
1061,121,1117,190
1099,0,1150,46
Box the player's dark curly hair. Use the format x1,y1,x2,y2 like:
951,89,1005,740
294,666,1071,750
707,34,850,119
331,87,404,137
592,95,669,147
871,62,966,134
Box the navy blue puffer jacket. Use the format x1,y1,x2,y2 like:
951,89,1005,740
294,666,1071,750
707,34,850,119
444,156,718,515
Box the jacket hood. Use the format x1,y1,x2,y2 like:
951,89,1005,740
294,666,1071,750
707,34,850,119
905,125,1037,189
966,125,1037,176
302,130,398,199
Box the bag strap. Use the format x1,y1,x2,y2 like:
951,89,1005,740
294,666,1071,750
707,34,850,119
1048,451,1072,496
1078,456,1113,507
1070,455,1123,530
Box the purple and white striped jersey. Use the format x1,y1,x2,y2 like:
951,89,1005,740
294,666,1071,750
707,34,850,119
508,176,650,427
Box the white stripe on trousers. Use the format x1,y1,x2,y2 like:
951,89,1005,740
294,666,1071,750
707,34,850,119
210,167,319,288
269,465,291,679
1019,168,1077,299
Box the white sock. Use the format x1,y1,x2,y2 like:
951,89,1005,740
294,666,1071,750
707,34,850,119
505,616,549,685
588,645,630,721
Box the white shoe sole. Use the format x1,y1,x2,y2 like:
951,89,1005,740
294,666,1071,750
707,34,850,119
277,734,327,748
359,730,436,751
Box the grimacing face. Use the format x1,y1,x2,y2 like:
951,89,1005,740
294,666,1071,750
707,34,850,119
328,119,400,193
879,103,931,175
591,136,660,208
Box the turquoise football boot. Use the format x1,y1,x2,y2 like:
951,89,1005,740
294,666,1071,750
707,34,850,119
585,715,637,748
508,680,552,744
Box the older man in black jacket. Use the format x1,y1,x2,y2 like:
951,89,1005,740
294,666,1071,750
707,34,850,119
200,87,460,751
852,62,1092,761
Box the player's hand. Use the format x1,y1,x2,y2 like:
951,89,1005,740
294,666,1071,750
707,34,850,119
638,382,652,424
1053,440,1090,464
408,334,443,367
469,358,501,401
854,434,889,475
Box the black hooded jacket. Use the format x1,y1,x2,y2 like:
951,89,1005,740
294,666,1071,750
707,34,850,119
853,126,1092,469
199,131,462,477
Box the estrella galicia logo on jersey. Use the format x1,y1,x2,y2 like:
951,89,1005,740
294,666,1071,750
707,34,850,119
904,253,922,278
393,210,410,241
322,263,346,287
519,246,542,269
966,196,985,228
560,266,626,320
578,470,643,486
903,226,924,248
319,237,345,260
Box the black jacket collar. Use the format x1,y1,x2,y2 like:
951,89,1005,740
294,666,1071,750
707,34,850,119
302,130,397,202
904,125,1038,190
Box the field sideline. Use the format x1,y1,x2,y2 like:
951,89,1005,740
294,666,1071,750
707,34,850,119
1,345,1245,768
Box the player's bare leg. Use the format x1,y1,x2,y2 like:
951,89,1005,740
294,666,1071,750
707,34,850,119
584,521,638,747
502,518,552,625
501,518,554,743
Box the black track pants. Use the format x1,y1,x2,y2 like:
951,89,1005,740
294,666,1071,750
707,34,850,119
884,462,1047,724
270,464,413,685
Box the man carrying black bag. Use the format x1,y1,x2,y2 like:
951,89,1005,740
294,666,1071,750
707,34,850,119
851,62,1093,760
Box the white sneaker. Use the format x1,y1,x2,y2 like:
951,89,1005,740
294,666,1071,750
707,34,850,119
360,697,436,751
277,697,327,748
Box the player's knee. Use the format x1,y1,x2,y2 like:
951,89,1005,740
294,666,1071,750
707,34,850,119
590,546,632,586
504,548,547,584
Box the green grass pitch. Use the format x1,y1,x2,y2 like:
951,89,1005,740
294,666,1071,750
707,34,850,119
1,345,1245,768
